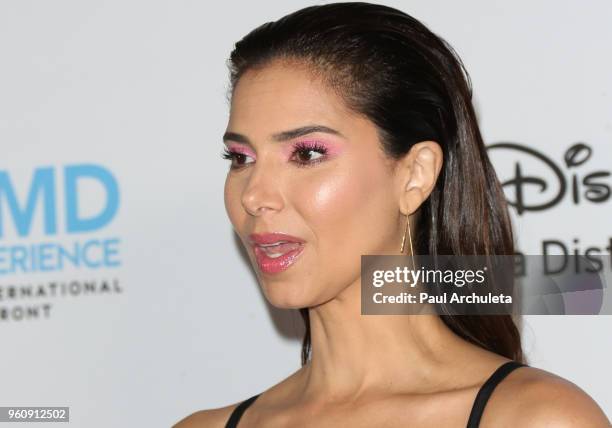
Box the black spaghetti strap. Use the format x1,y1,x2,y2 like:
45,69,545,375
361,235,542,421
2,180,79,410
225,393,260,428
466,361,526,428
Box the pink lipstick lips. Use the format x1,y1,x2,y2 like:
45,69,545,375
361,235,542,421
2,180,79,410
249,232,306,274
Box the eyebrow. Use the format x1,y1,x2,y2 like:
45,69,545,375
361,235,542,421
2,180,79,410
222,125,345,145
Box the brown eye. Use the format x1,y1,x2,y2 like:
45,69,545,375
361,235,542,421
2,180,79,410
295,148,323,163
290,142,328,167
221,148,255,169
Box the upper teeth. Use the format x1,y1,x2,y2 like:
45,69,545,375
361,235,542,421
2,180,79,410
257,241,302,259
259,241,288,247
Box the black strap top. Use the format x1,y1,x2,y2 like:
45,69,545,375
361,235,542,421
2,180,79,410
225,360,526,428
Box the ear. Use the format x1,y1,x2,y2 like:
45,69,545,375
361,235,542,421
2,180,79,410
396,141,443,216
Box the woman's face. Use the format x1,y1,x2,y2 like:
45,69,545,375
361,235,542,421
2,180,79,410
223,60,404,308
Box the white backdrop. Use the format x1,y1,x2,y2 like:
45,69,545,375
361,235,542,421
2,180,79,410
1,1,610,427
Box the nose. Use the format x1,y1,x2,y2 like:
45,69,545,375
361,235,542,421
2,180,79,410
241,164,285,217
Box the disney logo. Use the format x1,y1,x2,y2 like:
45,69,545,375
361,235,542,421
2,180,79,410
486,142,610,215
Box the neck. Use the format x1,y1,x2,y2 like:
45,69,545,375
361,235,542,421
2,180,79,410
298,278,488,402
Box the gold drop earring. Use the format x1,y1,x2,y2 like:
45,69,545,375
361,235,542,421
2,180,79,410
400,213,416,269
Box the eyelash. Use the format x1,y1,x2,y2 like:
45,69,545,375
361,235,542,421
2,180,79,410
221,141,329,170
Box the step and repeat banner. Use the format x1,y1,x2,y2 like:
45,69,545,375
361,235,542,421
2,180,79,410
1,1,610,426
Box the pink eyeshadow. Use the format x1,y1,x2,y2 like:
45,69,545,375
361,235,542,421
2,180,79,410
226,143,256,158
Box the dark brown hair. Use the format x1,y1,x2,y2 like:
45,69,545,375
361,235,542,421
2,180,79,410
227,2,523,364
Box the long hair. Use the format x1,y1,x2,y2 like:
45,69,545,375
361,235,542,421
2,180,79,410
226,2,523,365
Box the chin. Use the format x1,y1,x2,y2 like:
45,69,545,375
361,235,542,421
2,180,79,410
260,282,315,309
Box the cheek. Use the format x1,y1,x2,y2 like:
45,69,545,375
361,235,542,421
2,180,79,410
295,168,384,302
296,167,374,249
297,160,394,257
305,171,361,220
224,175,244,228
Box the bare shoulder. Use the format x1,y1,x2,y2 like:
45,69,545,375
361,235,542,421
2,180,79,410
171,402,238,428
172,367,305,428
482,365,610,427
